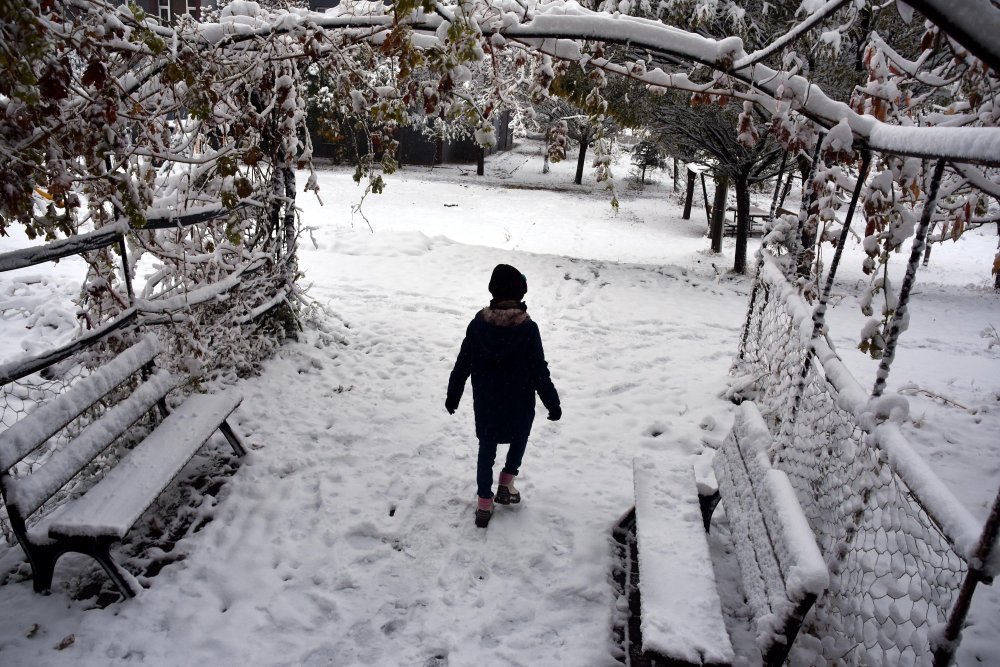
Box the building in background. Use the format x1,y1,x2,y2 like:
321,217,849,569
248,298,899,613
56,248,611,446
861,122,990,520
306,0,513,166
131,0,207,22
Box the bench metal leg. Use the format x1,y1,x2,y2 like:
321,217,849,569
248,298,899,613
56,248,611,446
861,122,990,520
699,491,721,532
91,548,138,598
219,419,247,457
29,548,58,594
24,539,137,598
760,593,817,667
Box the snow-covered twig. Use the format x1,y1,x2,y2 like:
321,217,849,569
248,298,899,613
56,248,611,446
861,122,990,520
897,384,970,411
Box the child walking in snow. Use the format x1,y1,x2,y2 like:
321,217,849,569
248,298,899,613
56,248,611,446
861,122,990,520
446,264,561,528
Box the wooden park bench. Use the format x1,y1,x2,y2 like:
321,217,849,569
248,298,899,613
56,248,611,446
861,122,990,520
614,401,828,666
0,334,246,598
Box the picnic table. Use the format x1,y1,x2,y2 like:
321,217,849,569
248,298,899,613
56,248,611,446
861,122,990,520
722,205,796,236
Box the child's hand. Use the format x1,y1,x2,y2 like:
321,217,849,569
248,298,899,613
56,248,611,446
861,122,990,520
547,406,562,422
445,398,458,414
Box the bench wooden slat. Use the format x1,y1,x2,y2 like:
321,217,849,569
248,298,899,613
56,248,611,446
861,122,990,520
47,391,242,541
5,370,182,518
740,406,828,604
714,423,785,616
714,402,828,664
0,335,161,471
633,454,735,666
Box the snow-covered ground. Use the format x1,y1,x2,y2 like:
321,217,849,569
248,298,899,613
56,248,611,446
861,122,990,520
0,141,997,665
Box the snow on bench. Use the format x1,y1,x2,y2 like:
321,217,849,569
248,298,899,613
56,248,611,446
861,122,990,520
0,335,246,598
615,401,828,666
709,401,829,666
632,453,735,666
47,392,243,540
0,335,161,471
5,369,182,519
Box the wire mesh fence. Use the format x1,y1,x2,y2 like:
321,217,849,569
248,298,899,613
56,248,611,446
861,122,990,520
1,365,89,545
732,250,974,666
1,366,81,544
0,357,161,548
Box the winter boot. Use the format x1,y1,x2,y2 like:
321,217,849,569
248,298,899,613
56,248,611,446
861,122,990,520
475,497,494,528
495,472,521,505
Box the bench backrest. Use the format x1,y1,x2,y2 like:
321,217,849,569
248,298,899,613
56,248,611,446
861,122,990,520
714,401,829,665
0,335,169,526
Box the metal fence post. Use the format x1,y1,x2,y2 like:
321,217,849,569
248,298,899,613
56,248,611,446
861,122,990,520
872,158,947,397
933,485,1000,666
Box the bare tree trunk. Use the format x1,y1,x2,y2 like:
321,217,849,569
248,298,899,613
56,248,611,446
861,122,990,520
682,169,696,219
779,154,811,213
769,150,788,218
673,158,679,192
797,175,822,279
795,141,825,280
995,222,1000,290
270,161,296,258
710,173,729,254
777,167,795,211
701,173,712,225
477,146,484,176
734,174,751,274
282,167,296,260
574,129,589,185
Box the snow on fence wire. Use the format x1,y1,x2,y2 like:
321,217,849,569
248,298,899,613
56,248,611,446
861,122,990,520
731,250,995,666
0,204,294,547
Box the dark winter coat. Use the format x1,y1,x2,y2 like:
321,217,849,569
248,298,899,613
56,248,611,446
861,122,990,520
447,305,560,444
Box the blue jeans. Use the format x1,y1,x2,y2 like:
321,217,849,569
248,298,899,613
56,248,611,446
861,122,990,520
477,438,528,499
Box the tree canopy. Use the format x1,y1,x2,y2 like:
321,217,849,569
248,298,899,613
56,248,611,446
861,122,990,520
2,0,998,372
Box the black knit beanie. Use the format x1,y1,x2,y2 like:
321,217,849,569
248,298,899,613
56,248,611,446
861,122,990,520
488,264,528,301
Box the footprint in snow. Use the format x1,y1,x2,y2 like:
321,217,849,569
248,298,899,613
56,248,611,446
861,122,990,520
547,514,574,557
643,422,670,438
380,617,406,636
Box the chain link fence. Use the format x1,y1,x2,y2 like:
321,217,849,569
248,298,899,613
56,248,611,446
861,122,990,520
731,250,980,666
1,368,84,545
0,357,160,548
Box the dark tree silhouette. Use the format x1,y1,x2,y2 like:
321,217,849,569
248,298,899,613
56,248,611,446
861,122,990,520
631,141,665,184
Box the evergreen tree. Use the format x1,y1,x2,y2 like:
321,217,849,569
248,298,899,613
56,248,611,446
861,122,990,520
631,141,665,184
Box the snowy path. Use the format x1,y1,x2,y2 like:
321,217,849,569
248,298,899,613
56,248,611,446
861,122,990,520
0,227,750,665
206,240,749,665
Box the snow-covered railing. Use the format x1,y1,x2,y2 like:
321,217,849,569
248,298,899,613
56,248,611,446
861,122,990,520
0,222,129,273
731,249,993,665
0,308,139,387
0,202,287,379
